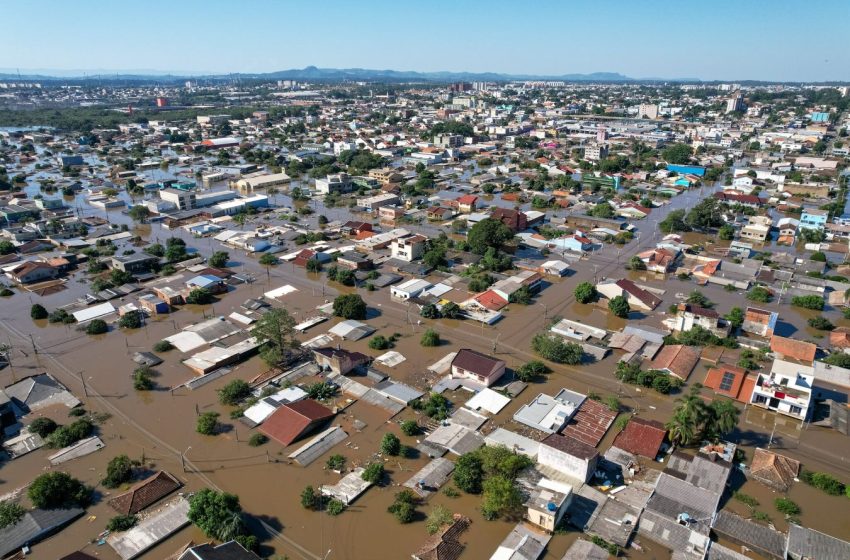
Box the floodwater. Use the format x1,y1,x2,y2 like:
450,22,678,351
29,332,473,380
3,146,850,559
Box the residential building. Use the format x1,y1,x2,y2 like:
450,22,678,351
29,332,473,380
663,303,727,337
312,347,369,375
358,192,400,211
6,261,59,284
742,307,778,338
390,278,432,301
749,448,800,492
368,167,403,185
584,143,608,161
596,278,662,311
160,187,196,211
434,133,464,148
538,433,599,482
770,335,817,363
524,479,573,532
390,233,426,262
490,207,527,232
704,364,755,403
178,541,262,560
110,253,159,274
611,417,666,459
726,93,745,113
638,103,659,119
450,348,506,387
260,399,335,446
456,194,479,213
649,344,701,380
315,173,353,194
740,215,772,242
749,359,814,420
800,208,828,230
637,247,677,273
513,389,585,434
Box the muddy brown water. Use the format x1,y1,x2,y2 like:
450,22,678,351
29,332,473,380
2,199,850,557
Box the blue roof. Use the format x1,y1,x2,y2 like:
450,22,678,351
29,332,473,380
667,164,706,177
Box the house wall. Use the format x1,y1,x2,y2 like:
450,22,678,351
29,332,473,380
537,445,596,482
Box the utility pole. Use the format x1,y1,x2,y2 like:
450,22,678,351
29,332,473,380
29,334,37,355
79,371,89,397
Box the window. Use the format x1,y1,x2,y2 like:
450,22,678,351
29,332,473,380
719,372,736,392
753,394,768,405
789,405,802,416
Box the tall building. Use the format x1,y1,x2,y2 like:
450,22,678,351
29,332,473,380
726,94,745,114
638,103,659,119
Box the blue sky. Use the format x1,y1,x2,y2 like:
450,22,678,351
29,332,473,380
2,0,848,81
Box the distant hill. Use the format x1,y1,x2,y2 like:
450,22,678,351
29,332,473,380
0,66,640,83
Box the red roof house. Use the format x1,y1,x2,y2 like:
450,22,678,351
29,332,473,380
704,364,755,403
612,417,666,459
260,400,335,447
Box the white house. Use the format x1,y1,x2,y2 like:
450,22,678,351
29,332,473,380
749,359,814,420
390,278,431,301
538,433,599,482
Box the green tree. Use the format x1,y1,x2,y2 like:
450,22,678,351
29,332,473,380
325,498,346,516
258,253,278,266
28,472,92,509
128,205,151,223
326,454,346,471
46,418,93,448
0,240,16,255
705,399,740,440
725,307,745,329
574,281,597,304
467,218,514,254
153,340,174,352
775,498,800,516
514,360,549,382
666,385,708,446
86,319,109,334
420,303,441,319
662,143,693,164
453,453,484,494
188,489,246,542
481,475,523,520
589,202,615,218
248,433,267,447
426,504,453,535
531,334,583,364
29,417,58,438
608,295,631,318
791,295,824,310
659,209,690,233
208,251,229,268
509,285,534,305
300,485,319,510
118,310,143,329
686,289,713,308
332,294,367,319
218,379,251,405
719,224,735,240
387,489,417,523
196,412,220,435
306,258,322,272
0,500,25,529
627,256,647,271
106,514,137,532
361,462,385,484
400,420,419,436
808,316,834,331
381,432,401,456
441,302,461,319
251,308,300,366
420,329,440,347
369,335,392,350
31,303,48,320
185,288,214,305
747,286,772,303
102,455,133,488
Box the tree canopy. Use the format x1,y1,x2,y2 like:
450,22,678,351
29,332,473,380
251,308,300,365
467,218,514,254
332,294,367,320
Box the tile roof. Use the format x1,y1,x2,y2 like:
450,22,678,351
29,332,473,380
472,289,508,310
413,515,470,560
704,364,751,401
561,398,617,448
612,417,666,459
260,399,334,446
829,327,850,349
770,335,817,363
749,447,800,492
650,344,701,380
615,278,662,309
108,470,182,515
541,433,599,460
788,524,850,560
451,349,505,380
711,510,786,560
178,541,263,560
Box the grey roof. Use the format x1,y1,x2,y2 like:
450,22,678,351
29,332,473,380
711,510,786,560
494,524,550,560
132,352,163,366
178,541,262,560
646,473,717,533
373,379,424,404
665,451,732,498
706,542,753,560
560,539,609,560
4,373,80,412
403,457,455,498
638,509,709,560
586,496,640,547
0,507,85,558
787,524,850,560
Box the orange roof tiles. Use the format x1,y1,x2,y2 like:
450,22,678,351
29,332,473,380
770,335,817,363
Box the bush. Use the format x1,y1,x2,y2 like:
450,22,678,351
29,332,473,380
0,500,25,529
808,316,834,331
153,339,174,352
47,418,93,448
413,393,451,420
369,335,392,350
733,492,759,508
426,504,453,535
86,319,108,335
420,329,440,347
133,366,154,391
775,497,800,516
118,310,143,329
185,288,214,305
208,251,229,268
791,295,825,310
102,454,133,488
801,470,846,495
306,381,337,400
514,360,549,382
196,412,220,435
387,489,417,523
28,472,92,509
332,294,367,319
823,352,850,368
608,295,631,318
326,498,346,516
400,420,419,436
747,286,773,303
326,454,346,471
48,308,74,324
301,485,319,510
247,433,268,447
29,417,59,438
106,514,138,532
531,333,583,364
218,379,251,405
381,433,401,456
361,462,385,484
30,303,48,320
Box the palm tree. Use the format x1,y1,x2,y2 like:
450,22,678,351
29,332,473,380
667,385,708,446
666,410,699,446
706,399,740,440
216,510,245,542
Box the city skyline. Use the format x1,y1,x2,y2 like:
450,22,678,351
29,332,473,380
3,0,849,82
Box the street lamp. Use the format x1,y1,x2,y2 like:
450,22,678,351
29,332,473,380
181,446,192,472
